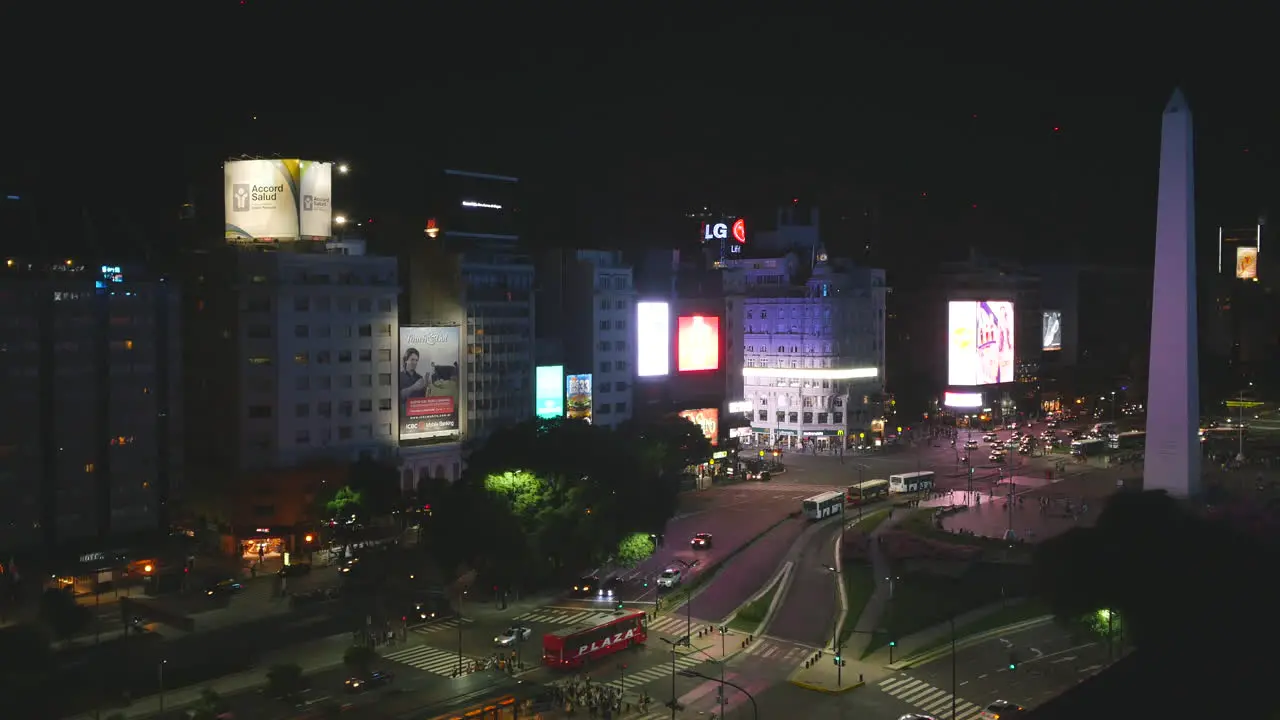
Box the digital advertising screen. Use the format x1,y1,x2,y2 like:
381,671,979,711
566,374,593,423
535,365,565,419
1042,310,1062,351
636,302,670,377
398,326,461,441
678,408,719,446
944,391,984,409
947,300,1015,386
1237,246,1258,279
677,315,721,372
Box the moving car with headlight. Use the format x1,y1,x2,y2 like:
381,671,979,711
657,567,683,589
494,625,533,646
979,699,1025,719
343,670,394,693
690,532,713,549
570,577,601,598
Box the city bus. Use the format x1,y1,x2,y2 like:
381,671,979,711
802,491,845,520
888,471,935,494
1109,431,1146,450
542,610,646,668
847,479,889,506
1070,438,1108,457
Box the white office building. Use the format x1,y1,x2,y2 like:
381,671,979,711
741,252,886,449
230,243,400,469
579,250,636,428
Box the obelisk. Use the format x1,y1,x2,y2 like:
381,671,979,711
1143,88,1200,497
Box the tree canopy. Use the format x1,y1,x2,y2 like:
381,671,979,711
424,415,706,589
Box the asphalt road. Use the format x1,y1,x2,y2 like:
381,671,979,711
683,515,809,623
868,620,1114,718
765,519,843,647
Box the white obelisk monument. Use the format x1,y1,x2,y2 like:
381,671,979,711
1143,88,1200,497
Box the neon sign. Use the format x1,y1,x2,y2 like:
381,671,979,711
701,218,747,244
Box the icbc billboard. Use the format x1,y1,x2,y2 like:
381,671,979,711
677,315,720,372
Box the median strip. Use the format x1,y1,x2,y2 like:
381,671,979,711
656,514,795,617
726,561,791,634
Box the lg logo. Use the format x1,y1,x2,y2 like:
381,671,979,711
701,218,747,244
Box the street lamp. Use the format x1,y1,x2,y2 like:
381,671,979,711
659,637,683,718
334,215,347,226
822,564,844,688
337,163,350,174
672,558,697,643
677,668,759,720
1238,383,1252,460
456,589,467,676
158,660,167,713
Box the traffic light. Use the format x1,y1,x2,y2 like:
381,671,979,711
833,654,844,666
889,641,896,647
616,601,624,611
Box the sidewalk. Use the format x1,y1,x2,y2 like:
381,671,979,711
464,592,560,621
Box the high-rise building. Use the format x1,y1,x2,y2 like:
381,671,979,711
740,252,886,449
0,260,181,554
537,249,636,428
402,170,534,483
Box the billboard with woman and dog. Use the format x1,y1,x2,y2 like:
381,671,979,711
398,326,461,441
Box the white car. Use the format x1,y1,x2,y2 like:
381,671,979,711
657,568,683,589
494,626,532,646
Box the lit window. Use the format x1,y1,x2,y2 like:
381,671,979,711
84,463,95,473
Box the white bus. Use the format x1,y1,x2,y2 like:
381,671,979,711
1070,438,1108,457
847,479,889,506
888,471,935,494
802,491,845,520
1109,431,1146,450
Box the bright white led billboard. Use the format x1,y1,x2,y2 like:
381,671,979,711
948,300,1015,386
1042,310,1062,351
636,302,670,377
535,365,565,419
225,159,333,242
944,391,984,408
398,326,461,441
677,315,720,372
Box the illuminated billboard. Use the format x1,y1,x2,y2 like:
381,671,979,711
636,302,670,377
944,391,984,408
1042,310,1062,351
224,159,333,242
1237,246,1258,279
677,315,721,372
947,301,1015,386
398,326,461,441
679,408,719,446
566,374,593,423
535,365,565,419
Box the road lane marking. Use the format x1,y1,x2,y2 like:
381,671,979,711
1079,664,1103,673
1050,656,1077,664
1023,642,1096,664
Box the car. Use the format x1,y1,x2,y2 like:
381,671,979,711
898,714,939,720
982,433,998,443
570,577,601,598
1007,422,1019,430
690,532,713,549
278,563,312,578
1045,420,1059,428
964,440,979,449
494,626,533,646
657,567,683,589
206,578,243,597
344,670,394,693
978,700,1026,719
337,557,360,574
989,451,1007,462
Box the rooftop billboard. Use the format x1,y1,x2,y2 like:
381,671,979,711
225,159,332,242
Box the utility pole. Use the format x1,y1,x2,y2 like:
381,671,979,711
823,564,843,687
456,589,465,676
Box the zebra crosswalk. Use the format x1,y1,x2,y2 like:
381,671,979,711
597,654,703,694
878,675,984,720
410,617,472,635
737,637,813,665
381,644,478,676
513,608,626,627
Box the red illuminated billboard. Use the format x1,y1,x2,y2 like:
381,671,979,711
677,315,720,372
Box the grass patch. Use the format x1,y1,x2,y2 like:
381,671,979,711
728,577,782,633
838,562,875,647
862,563,1032,658
903,597,1052,658
850,508,890,536
898,508,1028,553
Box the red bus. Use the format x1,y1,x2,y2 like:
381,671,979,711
846,479,889,506
542,610,647,668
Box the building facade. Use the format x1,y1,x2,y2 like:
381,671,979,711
741,253,886,449
0,260,181,554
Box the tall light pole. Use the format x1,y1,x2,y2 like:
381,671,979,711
672,558,696,644
660,637,681,719
456,589,466,676
822,564,843,687
678,669,759,720
1238,382,1252,460
157,660,167,713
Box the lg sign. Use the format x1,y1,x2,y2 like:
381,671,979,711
701,218,747,244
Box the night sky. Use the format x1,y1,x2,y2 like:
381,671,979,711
5,6,1276,269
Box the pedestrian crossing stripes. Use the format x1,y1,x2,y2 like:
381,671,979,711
410,617,473,635
879,676,983,720
647,615,699,636
513,609,625,626
738,639,812,664
598,654,703,694
382,644,479,676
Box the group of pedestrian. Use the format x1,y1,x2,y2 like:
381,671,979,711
550,673,635,717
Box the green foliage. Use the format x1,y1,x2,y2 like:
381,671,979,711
616,532,657,567
425,416,695,590
38,588,90,641
344,644,378,671
325,485,364,518
187,688,230,719
266,662,306,699
348,457,403,516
